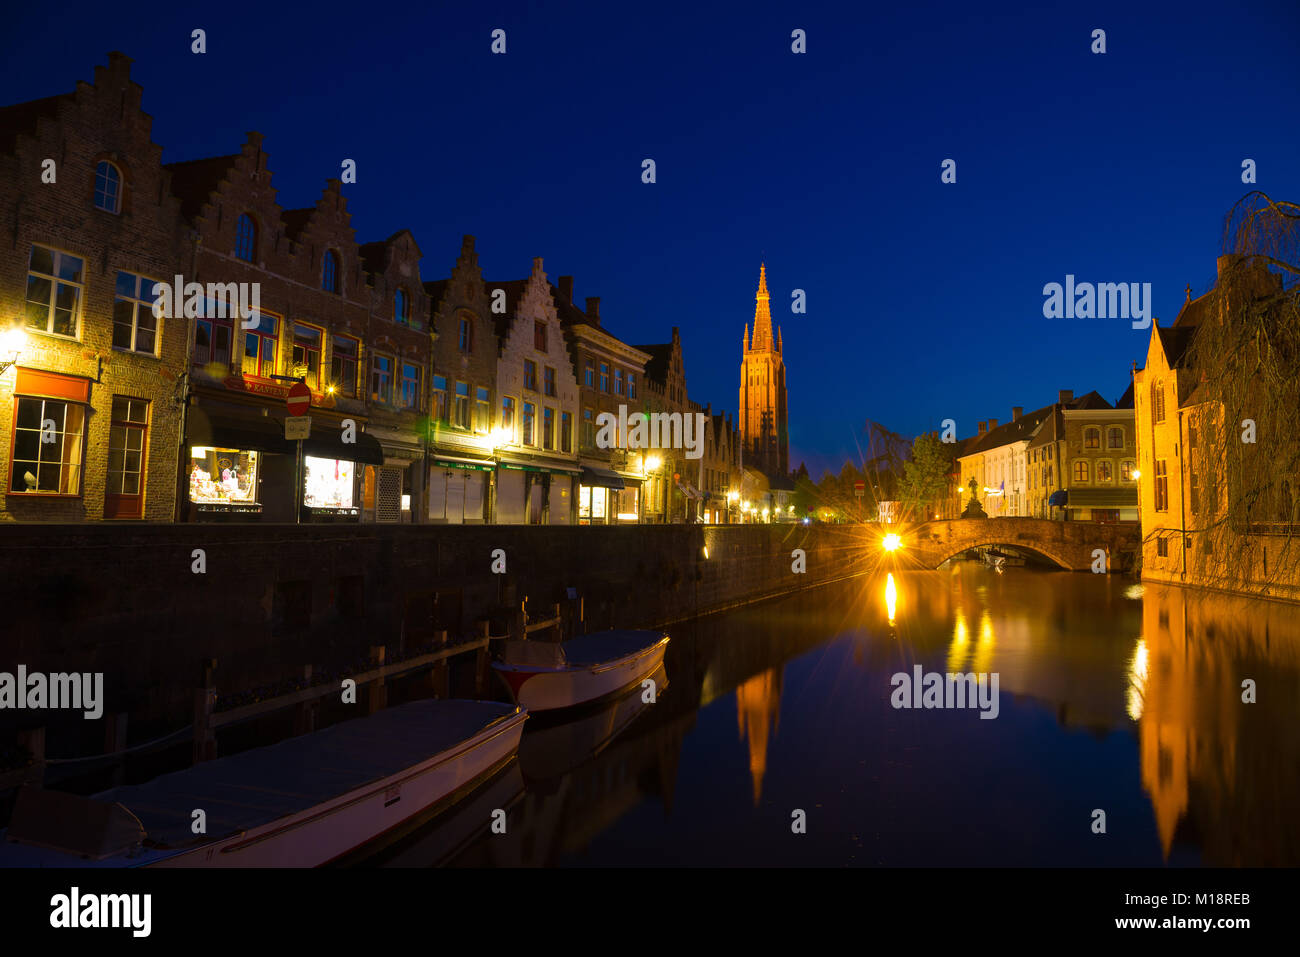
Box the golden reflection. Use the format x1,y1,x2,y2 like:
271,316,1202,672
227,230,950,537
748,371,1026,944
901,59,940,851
972,609,996,675
948,608,970,672
885,572,897,625
1126,638,1148,721
736,667,782,806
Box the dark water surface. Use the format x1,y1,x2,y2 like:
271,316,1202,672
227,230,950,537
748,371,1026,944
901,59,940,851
364,564,1300,867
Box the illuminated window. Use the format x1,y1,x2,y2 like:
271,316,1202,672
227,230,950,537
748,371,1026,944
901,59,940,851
330,336,358,396
1108,426,1124,449
292,323,323,390
1084,427,1100,449
11,396,86,495
242,312,279,378
25,245,84,338
522,402,535,446
1073,460,1089,483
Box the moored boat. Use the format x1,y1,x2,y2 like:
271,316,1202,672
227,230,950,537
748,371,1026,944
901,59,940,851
492,629,669,713
0,698,526,868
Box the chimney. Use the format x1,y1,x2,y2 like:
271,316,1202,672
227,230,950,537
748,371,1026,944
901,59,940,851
1012,407,1023,421
558,276,574,304
1058,389,1073,404
978,421,988,437
585,296,600,326
987,418,998,430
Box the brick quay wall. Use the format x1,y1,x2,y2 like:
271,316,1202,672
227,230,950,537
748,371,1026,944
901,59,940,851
0,523,871,738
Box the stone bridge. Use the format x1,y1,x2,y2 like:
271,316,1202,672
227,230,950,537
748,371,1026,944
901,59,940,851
892,518,1141,572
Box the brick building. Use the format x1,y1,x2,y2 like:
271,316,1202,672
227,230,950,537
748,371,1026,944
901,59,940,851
634,328,694,522
553,276,651,524
0,52,188,522
424,235,499,523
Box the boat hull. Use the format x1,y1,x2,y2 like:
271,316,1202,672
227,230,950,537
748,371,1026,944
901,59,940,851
494,637,668,713
155,708,528,868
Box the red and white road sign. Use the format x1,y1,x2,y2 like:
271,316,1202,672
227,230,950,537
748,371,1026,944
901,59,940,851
286,381,311,416
854,481,865,498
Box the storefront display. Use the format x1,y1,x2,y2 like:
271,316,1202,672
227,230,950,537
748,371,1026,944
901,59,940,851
189,446,261,514
303,455,358,518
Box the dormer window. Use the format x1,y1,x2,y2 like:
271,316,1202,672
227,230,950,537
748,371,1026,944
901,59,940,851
235,214,256,262
94,161,122,213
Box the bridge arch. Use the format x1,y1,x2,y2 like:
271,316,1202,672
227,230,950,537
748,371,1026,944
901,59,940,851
925,540,1073,571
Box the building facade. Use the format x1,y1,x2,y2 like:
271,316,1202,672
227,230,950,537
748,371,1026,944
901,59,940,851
0,53,190,523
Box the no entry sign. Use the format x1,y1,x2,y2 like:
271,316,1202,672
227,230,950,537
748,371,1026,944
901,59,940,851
286,381,311,416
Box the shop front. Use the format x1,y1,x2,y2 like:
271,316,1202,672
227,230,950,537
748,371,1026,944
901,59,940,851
429,454,494,524
577,465,641,524
496,457,579,524
298,421,384,522
184,405,290,521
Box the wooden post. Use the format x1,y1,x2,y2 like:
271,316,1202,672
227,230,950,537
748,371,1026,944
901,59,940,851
293,665,316,736
193,658,217,764
369,645,387,713
475,619,492,696
104,712,128,787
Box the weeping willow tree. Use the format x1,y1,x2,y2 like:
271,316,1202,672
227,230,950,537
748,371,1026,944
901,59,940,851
1182,191,1300,595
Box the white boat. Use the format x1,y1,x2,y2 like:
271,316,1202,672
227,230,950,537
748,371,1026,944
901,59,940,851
0,698,526,868
493,630,669,713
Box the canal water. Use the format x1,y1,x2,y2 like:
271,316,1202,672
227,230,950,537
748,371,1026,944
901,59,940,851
361,563,1300,867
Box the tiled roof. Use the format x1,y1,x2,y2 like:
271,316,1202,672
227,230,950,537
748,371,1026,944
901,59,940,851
164,154,239,221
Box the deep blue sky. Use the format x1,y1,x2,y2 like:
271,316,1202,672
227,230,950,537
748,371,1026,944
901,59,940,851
5,1,1299,477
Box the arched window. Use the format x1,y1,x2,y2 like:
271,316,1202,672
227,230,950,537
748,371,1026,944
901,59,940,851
322,250,339,293
394,288,408,324
1073,460,1090,483
1121,460,1135,481
94,161,122,213
1097,460,1113,483
235,214,257,262
1083,427,1100,449
1107,426,1124,449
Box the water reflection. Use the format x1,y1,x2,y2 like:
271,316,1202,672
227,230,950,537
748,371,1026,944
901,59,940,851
359,565,1300,867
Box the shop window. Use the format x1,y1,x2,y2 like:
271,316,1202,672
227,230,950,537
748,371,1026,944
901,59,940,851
25,245,84,338
242,311,279,378
522,402,535,446
454,381,470,427
304,456,355,510
105,397,148,518
330,336,358,396
544,366,556,397
94,161,122,213
10,395,86,494
292,323,323,390
371,355,393,404
432,375,449,421
524,360,537,392
475,387,490,430
401,362,421,410
189,446,259,507
113,272,160,354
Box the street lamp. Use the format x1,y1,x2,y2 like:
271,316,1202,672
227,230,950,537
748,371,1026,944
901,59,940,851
0,320,26,375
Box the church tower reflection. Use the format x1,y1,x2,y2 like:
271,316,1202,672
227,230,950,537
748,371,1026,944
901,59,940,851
736,667,783,805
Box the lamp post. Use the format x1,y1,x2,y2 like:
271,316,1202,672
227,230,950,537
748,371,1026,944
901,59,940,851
0,320,25,376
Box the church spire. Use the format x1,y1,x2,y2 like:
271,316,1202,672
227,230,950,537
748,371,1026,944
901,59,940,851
743,322,750,352
751,263,774,351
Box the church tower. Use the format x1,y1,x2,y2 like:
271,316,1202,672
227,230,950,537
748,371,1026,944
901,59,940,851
739,263,789,478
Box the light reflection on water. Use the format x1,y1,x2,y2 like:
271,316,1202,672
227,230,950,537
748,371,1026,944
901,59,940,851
367,564,1300,867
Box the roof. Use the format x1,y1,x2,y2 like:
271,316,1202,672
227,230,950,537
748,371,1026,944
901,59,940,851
969,404,1056,455
1157,326,1197,369
281,207,313,241
482,279,528,339
0,94,68,154
1115,381,1135,409
164,154,239,221
633,343,672,385
358,240,388,277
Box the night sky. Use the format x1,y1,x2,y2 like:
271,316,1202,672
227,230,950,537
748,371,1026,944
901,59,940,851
5,0,1299,477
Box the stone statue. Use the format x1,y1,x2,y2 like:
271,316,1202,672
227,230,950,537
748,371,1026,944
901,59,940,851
961,477,988,519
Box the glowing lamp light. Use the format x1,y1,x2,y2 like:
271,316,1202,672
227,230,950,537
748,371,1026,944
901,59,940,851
727,490,739,503
882,533,902,552
490,427,512,448
1132,469,1142,480
0,322,26,374
645,455,662,472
